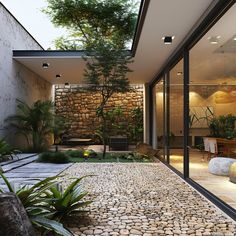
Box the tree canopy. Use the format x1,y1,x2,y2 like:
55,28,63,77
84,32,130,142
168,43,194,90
44,0,139,49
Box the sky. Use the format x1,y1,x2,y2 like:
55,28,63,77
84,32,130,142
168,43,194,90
1,0,68,49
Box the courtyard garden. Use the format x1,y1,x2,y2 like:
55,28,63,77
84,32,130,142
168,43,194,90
1,0,236,235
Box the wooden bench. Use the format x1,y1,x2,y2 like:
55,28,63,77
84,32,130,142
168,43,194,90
64,138,92,146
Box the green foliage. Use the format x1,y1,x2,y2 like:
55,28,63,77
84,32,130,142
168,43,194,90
128,107,143,143
44,0,135,158
108,107,125,134
52,116,66,144
100,106,127,137
32,216,73,236
44,0,139,48
65,149,84,158
0,138,20,161
209,114,236,139
0,173,73,235
69,152,153,163
37,152,70,163
5,99,55,152
84,40,132,158
84,40,132,92
46,176,92,221
0,173,92,235
52,116,66,152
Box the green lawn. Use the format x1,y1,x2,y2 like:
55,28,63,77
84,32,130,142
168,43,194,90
69,152,152,163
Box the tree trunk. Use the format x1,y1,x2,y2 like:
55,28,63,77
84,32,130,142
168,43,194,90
102,142,106,159
102,115,107,159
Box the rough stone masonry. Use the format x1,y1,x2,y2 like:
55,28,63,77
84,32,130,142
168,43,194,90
54,84,143,140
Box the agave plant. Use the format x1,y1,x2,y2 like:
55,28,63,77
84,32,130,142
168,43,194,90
46,176,92,222
0,173,73,236
5,99,55,152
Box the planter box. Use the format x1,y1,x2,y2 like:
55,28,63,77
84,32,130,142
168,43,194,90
109,136,128,151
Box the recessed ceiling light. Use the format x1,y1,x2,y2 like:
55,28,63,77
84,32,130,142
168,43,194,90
177,72,183,76
233,37,236,41
208,36,221,44
42,62,49,68
56,74,62,78
162,36,175,44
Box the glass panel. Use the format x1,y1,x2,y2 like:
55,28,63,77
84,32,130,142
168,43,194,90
189,3,236,209
155,79,165,161
169,59,184,173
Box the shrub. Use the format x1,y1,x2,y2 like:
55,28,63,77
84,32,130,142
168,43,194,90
65,149,84,158
46,176,92,221
209,114,236,139
85,149,97,158
0,173,73,236
37,151,69,163
0,173,92,235
0,138,20,161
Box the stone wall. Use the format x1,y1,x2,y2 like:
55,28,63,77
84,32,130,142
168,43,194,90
0,4,52,146
55,84,144,141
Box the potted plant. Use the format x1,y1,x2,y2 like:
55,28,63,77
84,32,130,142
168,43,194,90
208,114,236,139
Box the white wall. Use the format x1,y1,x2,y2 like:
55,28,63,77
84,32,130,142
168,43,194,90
0,4,52,146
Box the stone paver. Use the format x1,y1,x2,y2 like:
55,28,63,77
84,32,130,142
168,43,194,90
0,153,37,166
1,155,38,172
60,163,236,236
0,161,72,190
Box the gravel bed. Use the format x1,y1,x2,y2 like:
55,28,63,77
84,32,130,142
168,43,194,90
60,163,236,236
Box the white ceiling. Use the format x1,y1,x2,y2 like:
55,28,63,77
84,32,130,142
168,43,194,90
13,0,215,85
170,3,236,85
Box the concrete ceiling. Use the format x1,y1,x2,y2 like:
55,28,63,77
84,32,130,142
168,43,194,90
13,0,215,85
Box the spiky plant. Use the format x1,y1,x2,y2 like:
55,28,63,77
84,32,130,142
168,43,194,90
5,99,54,152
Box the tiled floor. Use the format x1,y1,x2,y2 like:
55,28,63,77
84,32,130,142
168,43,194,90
169,149,236,209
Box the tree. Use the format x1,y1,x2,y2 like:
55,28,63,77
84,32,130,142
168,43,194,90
44,0,138,49
84,39,132,157
44,0,137,157
5,100,55,152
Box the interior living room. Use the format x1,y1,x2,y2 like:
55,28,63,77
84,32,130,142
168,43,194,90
154,2,236,210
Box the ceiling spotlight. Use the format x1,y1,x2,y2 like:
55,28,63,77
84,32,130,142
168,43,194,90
177,72,183,76
56,74,62,78
42,62,49,69
162,36,175,44
208,36,221,44
233,37,236,41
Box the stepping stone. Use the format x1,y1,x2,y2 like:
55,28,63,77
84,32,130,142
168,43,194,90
4,172,56,178
2,156,38,172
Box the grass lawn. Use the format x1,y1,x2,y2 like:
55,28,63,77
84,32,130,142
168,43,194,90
68,152,152,163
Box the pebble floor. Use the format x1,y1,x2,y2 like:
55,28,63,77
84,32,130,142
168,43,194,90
61,163,236,236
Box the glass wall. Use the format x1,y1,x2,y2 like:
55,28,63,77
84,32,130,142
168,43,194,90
152,2,236,213
169,59,184,173
189,3,236,209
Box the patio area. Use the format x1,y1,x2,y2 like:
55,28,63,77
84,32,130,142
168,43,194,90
61,162,236,236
